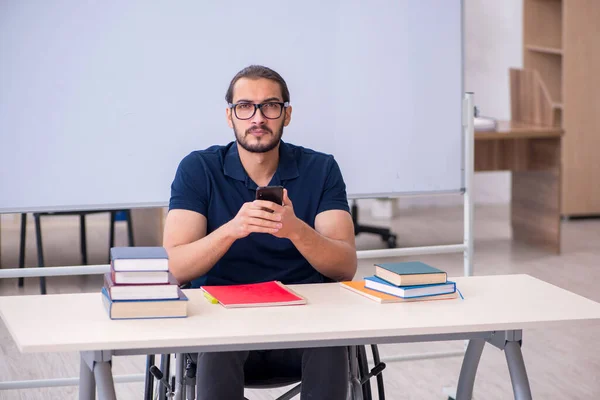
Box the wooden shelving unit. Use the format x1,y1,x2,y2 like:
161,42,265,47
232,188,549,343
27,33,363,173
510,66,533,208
514,0,600,216
525,45,563,56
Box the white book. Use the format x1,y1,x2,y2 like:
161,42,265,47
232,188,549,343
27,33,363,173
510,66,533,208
110,246,169,271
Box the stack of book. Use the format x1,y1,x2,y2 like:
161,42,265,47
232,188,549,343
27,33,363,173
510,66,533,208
101,246,188,319
341,261,460,303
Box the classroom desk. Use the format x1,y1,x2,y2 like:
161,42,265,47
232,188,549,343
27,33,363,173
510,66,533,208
2,274,600,400
475,121,563,253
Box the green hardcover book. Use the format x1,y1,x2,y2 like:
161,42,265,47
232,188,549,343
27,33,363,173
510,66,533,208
374,261,447,286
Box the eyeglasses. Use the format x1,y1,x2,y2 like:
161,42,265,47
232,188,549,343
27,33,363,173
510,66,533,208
228,101,289,120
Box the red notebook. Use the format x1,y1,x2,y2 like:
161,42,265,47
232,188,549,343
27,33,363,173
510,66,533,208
200,281,307,308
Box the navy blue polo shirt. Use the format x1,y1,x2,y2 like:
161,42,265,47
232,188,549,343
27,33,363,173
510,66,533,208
168,141,350,288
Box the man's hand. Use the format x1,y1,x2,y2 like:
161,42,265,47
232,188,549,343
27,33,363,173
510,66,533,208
225,201,283,239
270,189,303,240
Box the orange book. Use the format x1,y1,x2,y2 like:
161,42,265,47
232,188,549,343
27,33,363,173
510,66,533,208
201,281,306,308
340,281,459,303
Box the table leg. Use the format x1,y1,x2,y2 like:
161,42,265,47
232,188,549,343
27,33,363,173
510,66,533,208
79,353,96,400
455,339,485,400
505,341,533,400
33,213,46,294
511,135,562,254
80,351,117,400
93,361,117,400
80,213,88,265
125,209,135,246
109,211,116,263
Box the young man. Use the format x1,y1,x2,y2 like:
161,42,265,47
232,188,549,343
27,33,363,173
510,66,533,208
163,65,357,400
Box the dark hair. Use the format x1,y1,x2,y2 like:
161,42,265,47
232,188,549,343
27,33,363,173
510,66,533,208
225,65,290,104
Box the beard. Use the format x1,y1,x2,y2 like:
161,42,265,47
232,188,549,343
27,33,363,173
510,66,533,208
233,120,284,153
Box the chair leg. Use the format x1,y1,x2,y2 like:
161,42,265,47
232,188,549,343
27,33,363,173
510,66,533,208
18,213,27,287
125,209,135,246
33,213,46,295
109,211,116,261
80,213,88,265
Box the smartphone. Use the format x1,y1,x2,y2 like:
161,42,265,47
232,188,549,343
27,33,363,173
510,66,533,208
255,185,284,210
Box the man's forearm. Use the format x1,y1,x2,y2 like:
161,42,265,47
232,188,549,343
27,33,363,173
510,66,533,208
290,221,357,281
166,224,236,284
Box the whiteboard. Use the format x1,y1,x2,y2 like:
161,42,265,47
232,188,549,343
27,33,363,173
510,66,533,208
0,0,464,213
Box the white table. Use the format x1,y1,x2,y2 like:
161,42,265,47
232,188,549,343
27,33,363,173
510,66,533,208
2,274,600,400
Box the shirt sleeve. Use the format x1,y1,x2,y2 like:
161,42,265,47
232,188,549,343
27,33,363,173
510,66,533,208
168,152,210,216
316,156,350,215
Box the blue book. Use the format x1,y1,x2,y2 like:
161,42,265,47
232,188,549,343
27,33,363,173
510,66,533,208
110,246,169,272
374,261,447,286
364,276,456,299
101,286,188,320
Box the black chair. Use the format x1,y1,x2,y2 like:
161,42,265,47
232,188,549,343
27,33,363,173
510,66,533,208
145,344,386,400
18,210,134,294
351,201,397,249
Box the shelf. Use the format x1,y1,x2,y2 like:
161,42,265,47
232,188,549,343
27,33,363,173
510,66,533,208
526,44,563,56
524,51,562,103
522,0,600,215
510,68,562,127
524,0,563,49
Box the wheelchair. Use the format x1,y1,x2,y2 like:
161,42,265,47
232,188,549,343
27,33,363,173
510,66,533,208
145,344,386,400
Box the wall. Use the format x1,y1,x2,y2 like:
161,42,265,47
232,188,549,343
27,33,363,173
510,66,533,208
467,0,522,205
366,0,523,215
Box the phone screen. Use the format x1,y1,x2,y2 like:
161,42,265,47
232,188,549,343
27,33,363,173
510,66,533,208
255,185,284,206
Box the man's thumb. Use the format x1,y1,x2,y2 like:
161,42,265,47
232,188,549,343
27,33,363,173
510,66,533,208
283,188,291,205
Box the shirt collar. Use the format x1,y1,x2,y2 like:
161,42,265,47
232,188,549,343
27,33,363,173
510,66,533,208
223,142,246,182
223,141,300,186
276,141,300,181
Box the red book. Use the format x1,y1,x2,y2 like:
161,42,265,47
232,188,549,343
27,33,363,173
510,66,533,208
200,281,307,308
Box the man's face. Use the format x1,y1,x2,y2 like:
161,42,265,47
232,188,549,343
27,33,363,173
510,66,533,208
226,77,292,153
